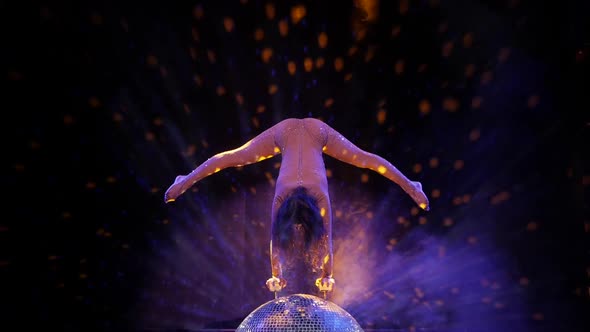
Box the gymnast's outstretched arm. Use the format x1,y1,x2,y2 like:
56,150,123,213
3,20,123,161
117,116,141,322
322,124,430,210
164,125,280,203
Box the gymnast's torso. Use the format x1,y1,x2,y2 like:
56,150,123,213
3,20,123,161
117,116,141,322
271,118,330,215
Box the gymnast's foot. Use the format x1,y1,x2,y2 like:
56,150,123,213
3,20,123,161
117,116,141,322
266,276,287,292
408,181,430,211
315,277,335,292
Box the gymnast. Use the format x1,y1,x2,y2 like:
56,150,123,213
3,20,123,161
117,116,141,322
164,118,429,294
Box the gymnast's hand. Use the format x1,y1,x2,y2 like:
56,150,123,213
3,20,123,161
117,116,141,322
164,175,189,203
315,277,335,292
266,276,287,292
407,181,430,211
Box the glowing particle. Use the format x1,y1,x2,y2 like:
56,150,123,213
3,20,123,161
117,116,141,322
463,32,474,48
376,109,387,124
304,58,313,72
235,93,244,105
490,191,511,205
469,128,480,141
443,218,453,227
145,131,155,141
355,0,379,21
287,61,296,75
324,98,334,108
223,17,235,32
481,70,493,85
334,57,344,72
318,32,328,48
361,173,369,183
265,3,276,20
268,84,278,95
261,48,273,63
193,5,204,19
429,157,439,168
290,5,306,24
254,28,264,41
399,0,409,14
419,203,428,210
214,167,221,173
315,57,325,69
471,96,483,109
216,86,226,96
412,163,422,173
207,50,216,63
418,99,431,115
526,221,539,231
527,95,540,109
194,75,203,87
274,147,280,153
432,189,441,198
256,105,266,113
320,208,326,217
88,97,101,108
443,97,459,112
419,217,427,225
391,25,401,38
279,19,288,36
365,46,376,62
442,41,454,57
377,165,387,174
453,160,464,170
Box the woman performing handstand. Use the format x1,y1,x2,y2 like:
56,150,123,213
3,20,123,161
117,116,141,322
164,118,429,295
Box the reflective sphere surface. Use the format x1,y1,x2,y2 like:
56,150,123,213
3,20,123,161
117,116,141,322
236,293,364,332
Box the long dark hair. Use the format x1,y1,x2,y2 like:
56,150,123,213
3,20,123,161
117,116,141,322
273,187,325,251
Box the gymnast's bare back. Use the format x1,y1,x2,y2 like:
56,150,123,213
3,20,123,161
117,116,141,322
164,117,429,293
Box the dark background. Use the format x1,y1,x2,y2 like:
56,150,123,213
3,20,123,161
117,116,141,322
5,0,589,331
